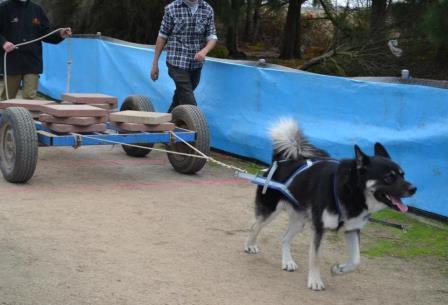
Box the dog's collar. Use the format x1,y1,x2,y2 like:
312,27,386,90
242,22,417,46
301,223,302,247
334,176,373,226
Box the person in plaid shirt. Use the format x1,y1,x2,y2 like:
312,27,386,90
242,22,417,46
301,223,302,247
151,0,217,112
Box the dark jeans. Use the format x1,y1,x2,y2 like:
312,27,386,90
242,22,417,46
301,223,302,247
167,64,202,113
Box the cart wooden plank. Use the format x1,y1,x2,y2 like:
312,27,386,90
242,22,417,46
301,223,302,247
110,122,175,132
39,114,107,126
41,104,107,118
42,122,107,133
62,93,118,106
109,111,172,125
0,99,55,112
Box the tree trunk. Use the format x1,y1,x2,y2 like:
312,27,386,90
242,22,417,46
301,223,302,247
226,26,238,56
280,0,302,59
317,0,351,37
250,0,262,43
226,0,245,58
243,0,253,42
294,3,303,58
370,0,387,36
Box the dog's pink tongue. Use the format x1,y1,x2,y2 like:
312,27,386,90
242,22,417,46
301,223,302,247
391,196,408,213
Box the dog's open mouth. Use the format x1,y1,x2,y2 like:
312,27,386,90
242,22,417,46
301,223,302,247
385,194,408,213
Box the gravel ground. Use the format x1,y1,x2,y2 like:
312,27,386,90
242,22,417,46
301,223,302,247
0,145,446,305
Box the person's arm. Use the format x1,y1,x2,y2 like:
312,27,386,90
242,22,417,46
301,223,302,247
194,39,216,62
194,8,218,62
0,4,15,53
151,7,173,81
151,36,167,81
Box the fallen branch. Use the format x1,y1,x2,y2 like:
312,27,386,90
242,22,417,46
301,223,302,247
298,37,394,71
298,49,335,70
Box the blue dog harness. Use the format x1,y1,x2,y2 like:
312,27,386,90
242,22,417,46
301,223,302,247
237,159,343,213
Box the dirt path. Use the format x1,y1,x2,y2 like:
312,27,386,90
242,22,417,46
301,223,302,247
0,147,446,305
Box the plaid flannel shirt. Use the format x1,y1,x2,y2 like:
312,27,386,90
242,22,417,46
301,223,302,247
159,0,217,70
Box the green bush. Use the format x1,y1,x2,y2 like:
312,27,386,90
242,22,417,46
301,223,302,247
208,45,230,59
419,0,448,52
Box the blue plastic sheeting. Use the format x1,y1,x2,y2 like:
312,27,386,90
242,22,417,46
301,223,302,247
39,37,448,217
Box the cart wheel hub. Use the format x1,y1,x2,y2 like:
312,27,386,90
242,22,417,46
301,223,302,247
2,125,16,170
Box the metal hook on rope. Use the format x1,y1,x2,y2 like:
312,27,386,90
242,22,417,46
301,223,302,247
71,133,82,149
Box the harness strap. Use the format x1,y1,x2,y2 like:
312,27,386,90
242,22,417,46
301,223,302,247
237,172,299,205
262,161,278,195
333,173,345,222
237,159,344,218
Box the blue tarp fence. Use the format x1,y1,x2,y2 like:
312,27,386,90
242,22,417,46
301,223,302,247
40,37,448,218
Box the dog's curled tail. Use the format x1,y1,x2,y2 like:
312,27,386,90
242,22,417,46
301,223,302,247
270,118,330,161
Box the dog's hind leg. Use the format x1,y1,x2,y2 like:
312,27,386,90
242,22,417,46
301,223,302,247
307,228,325,291
244,201,284,254
331,230,361,275
282,205,305,271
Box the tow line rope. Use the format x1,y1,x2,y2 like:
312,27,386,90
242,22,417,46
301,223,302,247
3,28,66,100
170,131,249,173
69,131,249,174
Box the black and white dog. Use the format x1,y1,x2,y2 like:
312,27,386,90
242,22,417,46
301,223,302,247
244,119,416,291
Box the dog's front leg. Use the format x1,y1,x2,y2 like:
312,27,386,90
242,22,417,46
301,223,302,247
307,229,325,291
331,230,360,275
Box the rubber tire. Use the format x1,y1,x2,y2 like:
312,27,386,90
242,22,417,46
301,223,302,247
168,105,210,174
120,95,155,158
0,107,38,183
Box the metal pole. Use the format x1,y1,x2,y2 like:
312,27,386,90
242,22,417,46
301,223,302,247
66,37,73,93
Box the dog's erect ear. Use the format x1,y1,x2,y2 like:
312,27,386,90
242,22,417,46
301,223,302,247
374,142,391,159
354,145,369,170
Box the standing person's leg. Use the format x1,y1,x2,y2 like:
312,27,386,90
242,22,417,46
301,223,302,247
167,65,197,113
22,74,39,100
0,74,22,100
190,68,202,91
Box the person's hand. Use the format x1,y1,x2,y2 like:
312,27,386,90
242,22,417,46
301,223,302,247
2,41,16,53
151,64,159,81
194,50,207,62
60,27,72,38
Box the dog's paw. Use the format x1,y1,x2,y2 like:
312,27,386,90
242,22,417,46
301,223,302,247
331,263,357,275
331,263,345,275
282,260,298,272
307,276,325,291
244,244,259,254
